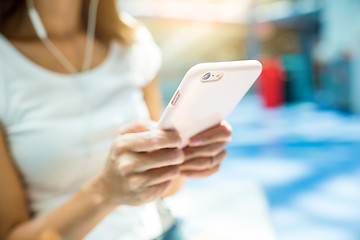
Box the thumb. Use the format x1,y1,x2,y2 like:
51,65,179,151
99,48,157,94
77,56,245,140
117,119,157,134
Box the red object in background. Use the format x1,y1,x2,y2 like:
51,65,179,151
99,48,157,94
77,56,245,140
257,56,285,108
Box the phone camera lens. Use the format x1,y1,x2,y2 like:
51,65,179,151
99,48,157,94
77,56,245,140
203,73,211,80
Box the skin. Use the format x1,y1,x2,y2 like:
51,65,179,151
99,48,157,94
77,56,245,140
0,0,232,239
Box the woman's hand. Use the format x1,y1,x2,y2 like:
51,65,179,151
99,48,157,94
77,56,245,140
180,121,232,178
97,120,184,206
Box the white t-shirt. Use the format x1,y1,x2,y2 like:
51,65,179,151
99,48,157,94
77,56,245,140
0,24,172,240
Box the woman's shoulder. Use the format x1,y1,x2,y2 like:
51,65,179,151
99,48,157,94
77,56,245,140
119,12,155,50
0,41,13,126
0,34,19,73
119,11,138,28
0,34,12,57
119,12,162,87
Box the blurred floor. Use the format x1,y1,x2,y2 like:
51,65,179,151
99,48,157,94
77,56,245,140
166,96,360,240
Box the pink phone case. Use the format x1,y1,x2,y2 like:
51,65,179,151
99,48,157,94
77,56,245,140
158,60,262,148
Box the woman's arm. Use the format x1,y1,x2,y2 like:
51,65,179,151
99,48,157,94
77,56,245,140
142,76,163,121
0,124,30,238
0,121,183,240
0,123,117,240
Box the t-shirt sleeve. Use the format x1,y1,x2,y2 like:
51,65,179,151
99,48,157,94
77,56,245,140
130,25,162,88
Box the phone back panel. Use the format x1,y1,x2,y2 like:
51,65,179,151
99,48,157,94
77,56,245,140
158,60,262,148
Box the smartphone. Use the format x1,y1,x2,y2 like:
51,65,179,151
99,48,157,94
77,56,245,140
158,60,262,148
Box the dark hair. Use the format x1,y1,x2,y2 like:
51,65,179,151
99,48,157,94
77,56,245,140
0,0,26,32
0,0,136,46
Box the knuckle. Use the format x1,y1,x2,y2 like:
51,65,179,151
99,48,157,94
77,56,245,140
128,175,145,190
116,129,123,136
114,137,129,155
141,190,154,202
220,150,227,159
118,158,137,176
157,181,170,193
170,131,182,147
147,131,162,148
184,147,195,157
116,126,127,136
148,130,181,149
215,152,225,163
163,131,181,148
136,192,147,203
167,165,180,176
208,143,221,155
172,149,185,164
116,120,146,135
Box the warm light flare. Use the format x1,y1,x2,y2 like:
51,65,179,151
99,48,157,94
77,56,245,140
120,0,256,23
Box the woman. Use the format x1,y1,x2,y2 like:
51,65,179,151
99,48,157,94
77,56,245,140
0,0,232,239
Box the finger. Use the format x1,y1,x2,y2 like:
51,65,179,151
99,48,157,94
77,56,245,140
115,129,181,153
128,166,180,190
134,148,184,172
181,165,220,178
117,119,157,135
180,150,226,171
189,121,232,147
183,142,227,160
118,148,184,175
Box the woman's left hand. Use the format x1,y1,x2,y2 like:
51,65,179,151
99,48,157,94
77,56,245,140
180,121,232,178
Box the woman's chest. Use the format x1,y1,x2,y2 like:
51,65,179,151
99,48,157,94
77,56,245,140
11,35,109,74
4,73,149,190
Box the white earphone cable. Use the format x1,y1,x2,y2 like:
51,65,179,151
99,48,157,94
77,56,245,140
82,0,100,72
42,39,79,74
26,0,98,74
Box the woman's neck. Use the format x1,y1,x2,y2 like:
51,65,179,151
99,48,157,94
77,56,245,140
33,0,84,38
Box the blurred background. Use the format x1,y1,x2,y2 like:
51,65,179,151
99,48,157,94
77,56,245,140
120,0,360,239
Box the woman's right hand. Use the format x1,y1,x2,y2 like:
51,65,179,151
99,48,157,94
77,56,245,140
97,120,184,206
